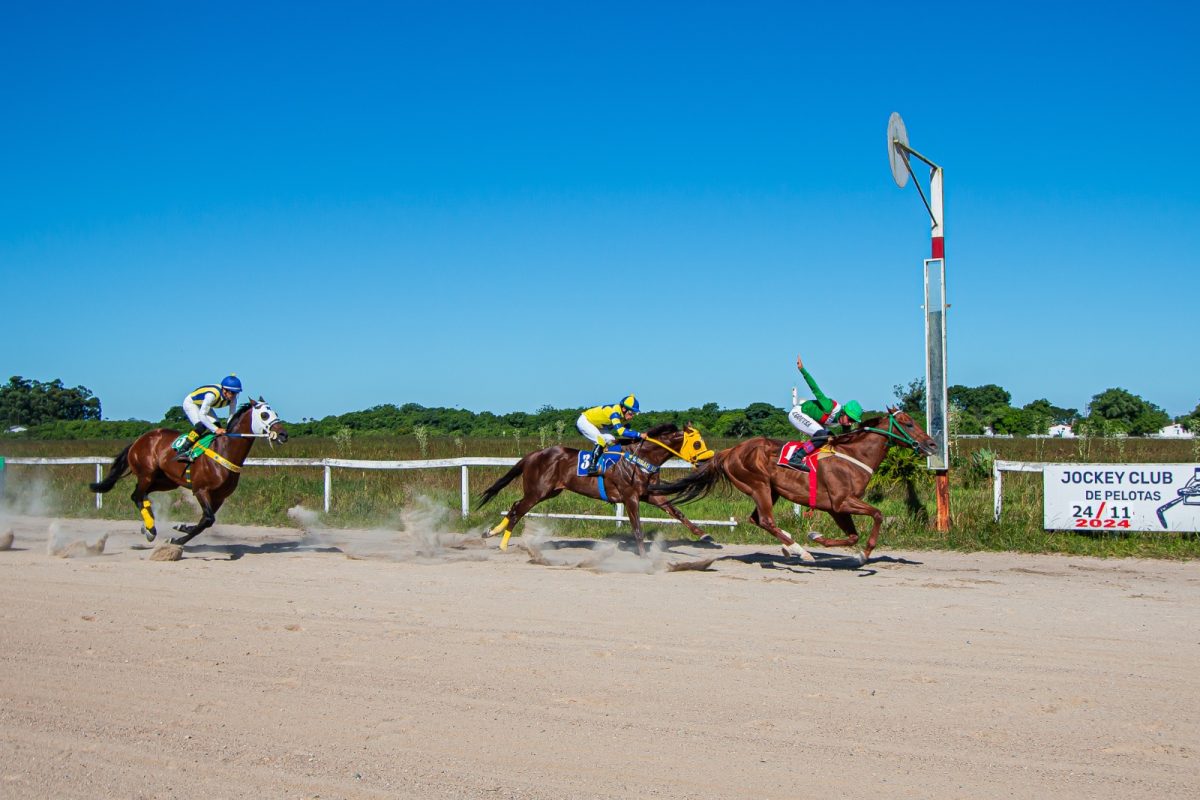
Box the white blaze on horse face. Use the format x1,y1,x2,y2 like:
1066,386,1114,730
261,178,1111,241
251,402,280,437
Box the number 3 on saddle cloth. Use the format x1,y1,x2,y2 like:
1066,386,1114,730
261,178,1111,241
576,447,625,478
777,441,824,513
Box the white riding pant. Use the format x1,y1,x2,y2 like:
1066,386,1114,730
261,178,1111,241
183,397,220,433
576,414,616,448
787,405,824,437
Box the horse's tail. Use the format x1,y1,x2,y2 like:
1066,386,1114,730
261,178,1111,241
89,444,133,493
477,458,526,508
649,453,728,505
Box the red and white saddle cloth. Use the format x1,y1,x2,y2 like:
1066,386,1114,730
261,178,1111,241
777,441,826,510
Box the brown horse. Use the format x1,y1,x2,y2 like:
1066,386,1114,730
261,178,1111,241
649,409,936,564
89,398,289,545
477,423,716,556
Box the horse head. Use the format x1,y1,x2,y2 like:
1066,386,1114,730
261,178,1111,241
233,397,289,443
641,422,714,465
881,406,936,456
680,422,715,464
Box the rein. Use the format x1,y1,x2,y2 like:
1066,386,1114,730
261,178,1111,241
862,414,923,452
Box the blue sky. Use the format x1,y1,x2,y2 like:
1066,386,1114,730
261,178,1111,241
3,1,1197,422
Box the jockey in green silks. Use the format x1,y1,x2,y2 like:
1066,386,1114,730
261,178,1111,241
786,355,863,471
576,394,645,476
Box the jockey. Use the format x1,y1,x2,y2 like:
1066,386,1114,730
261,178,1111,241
577,394,645,476
173,374,243,462
786,355,863,471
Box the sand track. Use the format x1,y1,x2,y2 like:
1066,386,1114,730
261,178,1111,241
1,514,1197,799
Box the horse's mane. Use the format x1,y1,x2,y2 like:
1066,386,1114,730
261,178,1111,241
227,401,255,427
643,423,680,438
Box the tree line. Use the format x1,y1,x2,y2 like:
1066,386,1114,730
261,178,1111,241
2,374,1197,440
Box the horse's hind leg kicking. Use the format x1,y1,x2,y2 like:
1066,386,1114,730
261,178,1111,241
488,488,560,551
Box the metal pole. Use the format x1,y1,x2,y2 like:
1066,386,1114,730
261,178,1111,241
930,164,951,532
615,502,624,527
95,464,103,510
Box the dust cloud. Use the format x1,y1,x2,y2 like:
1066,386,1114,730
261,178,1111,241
46,521,108,558
287,496,489,563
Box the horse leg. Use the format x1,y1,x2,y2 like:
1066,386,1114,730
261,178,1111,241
624,500,646,557
171,494,217,546
809,498,883,563
645,495,714,543
740,485,813,563
486,489,557,551
130,479,158,542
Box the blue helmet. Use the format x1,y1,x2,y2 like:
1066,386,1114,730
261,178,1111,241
620,394,639,413
220,374,242,394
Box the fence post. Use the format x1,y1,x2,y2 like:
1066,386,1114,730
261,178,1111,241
95,464,103,510
993,461,1003,522
615,502,624,527
460,465,469,518
323,465,331,513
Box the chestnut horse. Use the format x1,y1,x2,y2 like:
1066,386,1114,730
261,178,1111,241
649,409,936,564
477,423,716,556
89,398,288,545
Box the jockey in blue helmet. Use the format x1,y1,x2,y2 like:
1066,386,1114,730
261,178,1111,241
174,374,243,462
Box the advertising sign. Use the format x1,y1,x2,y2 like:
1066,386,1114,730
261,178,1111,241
1044,463,1200,532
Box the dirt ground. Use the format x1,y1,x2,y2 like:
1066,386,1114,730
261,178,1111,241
1,512,1198,799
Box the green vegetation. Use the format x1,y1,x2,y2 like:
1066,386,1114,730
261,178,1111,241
2,432,1197,560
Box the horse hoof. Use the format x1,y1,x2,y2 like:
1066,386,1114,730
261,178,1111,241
697,534,717,545
806,532,821,542
143,526,157,543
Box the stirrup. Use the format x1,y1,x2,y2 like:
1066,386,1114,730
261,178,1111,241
174,448,194,463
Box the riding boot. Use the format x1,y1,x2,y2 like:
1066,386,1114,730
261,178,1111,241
174,429,202,462
787,440,819,471
586,443,604,476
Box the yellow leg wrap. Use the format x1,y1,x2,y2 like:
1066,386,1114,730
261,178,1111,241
500,528,513,551
488,517,509,536
139,500,155,530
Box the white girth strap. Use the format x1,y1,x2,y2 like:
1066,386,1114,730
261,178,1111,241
832,450,874,475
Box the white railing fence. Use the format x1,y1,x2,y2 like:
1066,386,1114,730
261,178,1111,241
1,455,738,528
992,460,1050,522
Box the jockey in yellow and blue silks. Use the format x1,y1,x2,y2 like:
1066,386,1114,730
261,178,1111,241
576,394,645,476
173,375,242,462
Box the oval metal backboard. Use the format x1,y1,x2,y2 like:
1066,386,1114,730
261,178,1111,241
888,112,909,188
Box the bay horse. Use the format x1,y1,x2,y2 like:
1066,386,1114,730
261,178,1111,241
89,398,288,545
649,409,936,564
477,423,716,556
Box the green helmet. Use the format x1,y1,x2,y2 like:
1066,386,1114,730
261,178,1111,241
841,400,864,423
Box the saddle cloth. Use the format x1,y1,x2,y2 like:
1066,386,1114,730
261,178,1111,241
171,432,217,459
777,441,817,468
576,447,624,477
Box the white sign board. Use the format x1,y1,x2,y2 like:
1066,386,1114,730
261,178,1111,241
1044,464,1200,532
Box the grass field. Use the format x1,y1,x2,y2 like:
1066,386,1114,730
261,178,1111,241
3,432,1198,559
